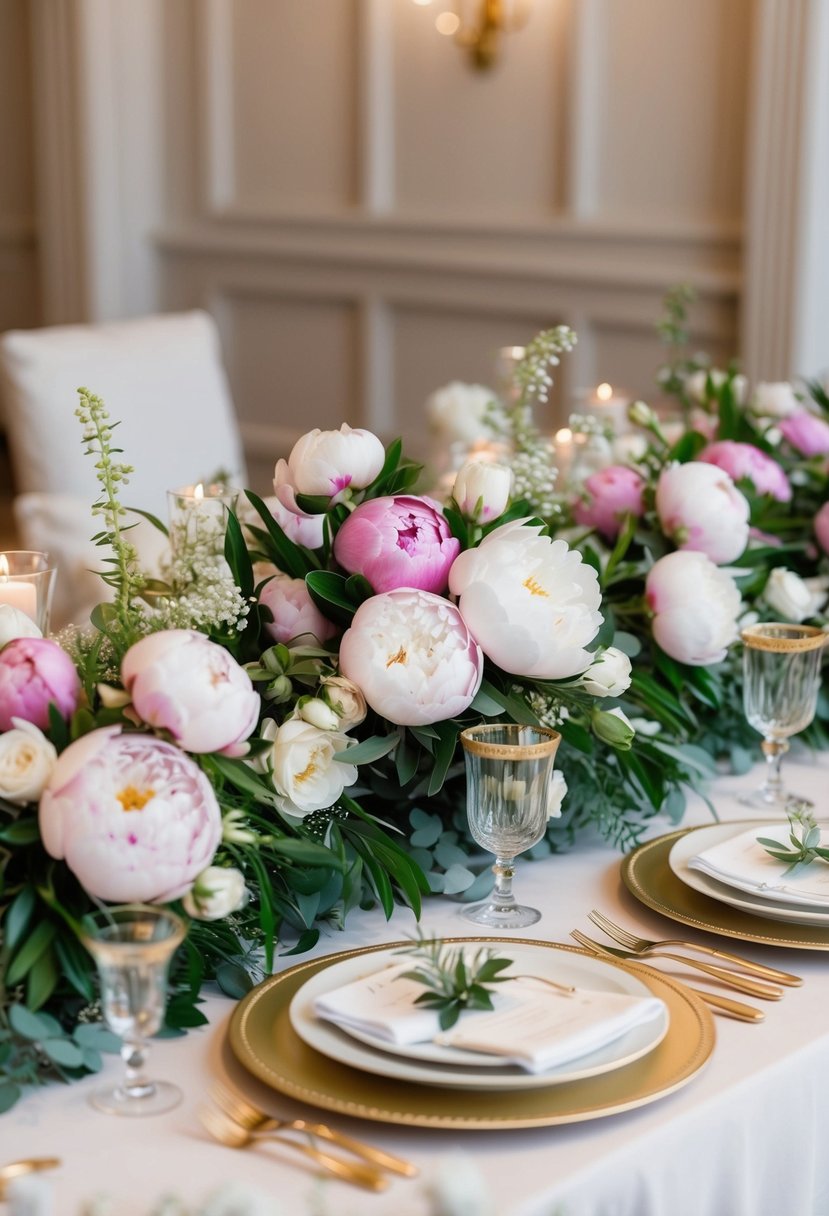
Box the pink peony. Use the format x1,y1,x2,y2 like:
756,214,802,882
339,589,483,726
646,551,741,666
0,637,80,732
572,466,646,539
779,410,829,457
259,494,325,549
656,462,749,564
39,726,221,902
815,502,829,555
698,441,791,502
122,630,260,755
260,575,338,644
334,495,460,595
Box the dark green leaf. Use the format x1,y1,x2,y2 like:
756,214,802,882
334,734,398,765
305,570,357,625
245,490,315,579
124,506,169,536
26,947,59,1010
0,819,41,845
280,928,321,956
41,1037,85,1068
8,1004,59,1042
216,962,255,999
4,885,36,952
0,1083,22,1114
7,919,56,986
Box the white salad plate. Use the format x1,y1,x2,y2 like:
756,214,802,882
288,943,669,1092
669,821,829,929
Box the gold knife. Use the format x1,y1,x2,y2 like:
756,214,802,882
668,940,802,987
692,990,764,1022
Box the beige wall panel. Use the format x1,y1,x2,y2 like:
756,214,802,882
222,0,358,212
392,306,568,455
0,0,36,218
597,0,751,225
590,313,738,405
216,291,360,492
394,0,568,220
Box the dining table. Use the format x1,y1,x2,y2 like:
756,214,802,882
5,748,829,1216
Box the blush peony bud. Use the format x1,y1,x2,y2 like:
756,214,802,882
0,637,80,732
646,550,741,665
122,630,260,755
751,381,800,418
334,495,460,595
287,424,385,500
656,462,749,564
763,568,827,622
182,866,247,921
815,502,829,556
698,441,791,502
320,675,367,730
452,461,512,523
572,466,646,540
778,410,829,457
259,575,338,645
339,589,483,726
39,726,222,902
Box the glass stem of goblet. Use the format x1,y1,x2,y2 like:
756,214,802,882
491,857,518,911
760,737,788,800
120,1036,155,1100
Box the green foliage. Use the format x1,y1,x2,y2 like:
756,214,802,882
397,935,513,1031
757,806,829,876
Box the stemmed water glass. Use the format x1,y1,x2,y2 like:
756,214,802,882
80,904,186,1116
460,723,561,928
740,623,828,810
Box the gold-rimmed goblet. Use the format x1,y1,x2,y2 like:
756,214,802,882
80,904,186,1116
740,623,828,810
460,724,561,928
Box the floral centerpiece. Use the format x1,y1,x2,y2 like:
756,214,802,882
1,335,672,1108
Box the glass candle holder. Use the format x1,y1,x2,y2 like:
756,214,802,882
80,904,186,1117
0,551,56,634
166,482,239,561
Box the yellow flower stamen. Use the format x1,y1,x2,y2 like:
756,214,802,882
386,646,408,667
523,576,549,598
116,785,155,812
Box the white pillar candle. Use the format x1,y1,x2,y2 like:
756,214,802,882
0,555,38,621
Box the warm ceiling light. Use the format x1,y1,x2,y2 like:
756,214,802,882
416,0,532,69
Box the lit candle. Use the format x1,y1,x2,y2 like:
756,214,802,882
167,482,238,558
0,554,38,621
586,382,631,433
554,427,574,487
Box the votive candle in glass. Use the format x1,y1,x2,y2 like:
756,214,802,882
166,482,239,559
0,551,56,633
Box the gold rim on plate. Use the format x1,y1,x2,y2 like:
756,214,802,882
622,827,829,950
227,938,714,1130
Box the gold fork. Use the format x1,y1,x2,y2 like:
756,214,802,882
570,930,765,1022
211,1083,418,1178
199,1103,388,1191
588,910,802,987
575,921,782,999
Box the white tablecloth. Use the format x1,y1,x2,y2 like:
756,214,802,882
6,752,829,1216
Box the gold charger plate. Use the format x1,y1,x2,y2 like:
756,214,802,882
623,826,829,951
228,938,714,1130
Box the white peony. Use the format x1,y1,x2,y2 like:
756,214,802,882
646,551,742,665
751,381,801,418
763,568,828,623
452,460,512,523
547,769,568,819
426,382,497,446
266,717,358,818
579,647,632,697
656,462,749,565
0,718,57,804
0,604,42,650
448,520,603,679
339,589,483,726
287,424,385,499
182,866,247,921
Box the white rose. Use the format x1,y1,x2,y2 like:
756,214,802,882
182,866,247,921
0,718,57,804
646,550,741,665
751,381,801,418
320,676,367,730
0,605,42,650
547,769,568,820
270,718,358,818
579,647,632,697
298,697,340,731
656,462,749,565
426,382,497,446
452,460,512,524
763,568,827,622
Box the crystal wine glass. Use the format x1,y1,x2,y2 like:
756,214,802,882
740,623,827,810
80,904,186,1116
460,723,561,928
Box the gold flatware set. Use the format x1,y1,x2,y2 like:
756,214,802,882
572,909,803,1023
199,1082,418,1191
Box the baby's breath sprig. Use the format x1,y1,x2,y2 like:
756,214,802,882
396,934,512,1030
75,388,145,645
757,804,829,876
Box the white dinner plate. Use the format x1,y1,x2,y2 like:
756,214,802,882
669,821,829,928
288,943,669,1092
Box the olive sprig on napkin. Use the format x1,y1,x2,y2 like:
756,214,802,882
396,935,513,1030
757,805,829,876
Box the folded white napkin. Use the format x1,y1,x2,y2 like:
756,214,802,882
313,963,666,1074
688,824,829,908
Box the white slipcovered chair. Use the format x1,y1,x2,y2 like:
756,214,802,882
0,310,247,627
